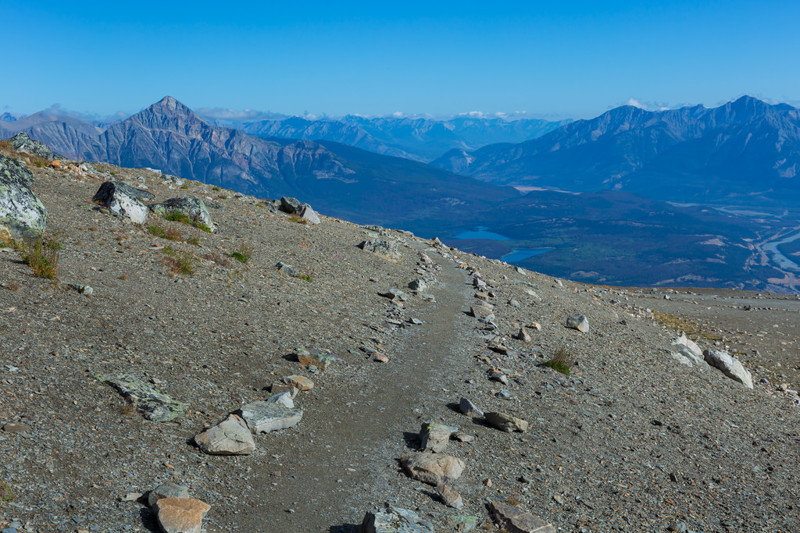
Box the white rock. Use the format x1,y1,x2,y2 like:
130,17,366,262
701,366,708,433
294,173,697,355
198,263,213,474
704,349,753,389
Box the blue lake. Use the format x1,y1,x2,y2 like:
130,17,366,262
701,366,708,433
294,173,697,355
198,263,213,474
501,248,553,263
453,226,511,241
452,227,553,263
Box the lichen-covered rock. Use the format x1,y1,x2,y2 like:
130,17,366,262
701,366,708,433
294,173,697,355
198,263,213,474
147,483,190,507
9,132,54,160
361,505,435,533
95,373,188,422
279,196,302,214
92,181,149,224
0,153,47,242
150,197,216,232
296,347,341,370
359,239,401,262
107,180,155,201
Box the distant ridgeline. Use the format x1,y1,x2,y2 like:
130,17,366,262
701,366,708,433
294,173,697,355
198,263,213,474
2,96,799,293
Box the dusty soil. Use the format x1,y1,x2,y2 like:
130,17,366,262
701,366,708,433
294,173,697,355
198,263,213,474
1,154,799,532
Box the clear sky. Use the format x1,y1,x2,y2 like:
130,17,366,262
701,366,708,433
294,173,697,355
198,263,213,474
3,0,799,119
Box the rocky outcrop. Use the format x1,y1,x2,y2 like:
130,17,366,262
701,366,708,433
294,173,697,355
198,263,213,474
9,132,54,160
0,153,47,242
92,181,149,224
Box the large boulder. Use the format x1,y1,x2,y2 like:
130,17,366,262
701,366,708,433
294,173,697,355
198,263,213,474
92,181,149,224
298,203,321,224
150,197,216,232
9,132,54,160
0,153,47,242
704,349,754,389
279,196,302,214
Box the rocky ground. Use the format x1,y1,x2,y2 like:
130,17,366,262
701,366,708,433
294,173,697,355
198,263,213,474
1,147,799,532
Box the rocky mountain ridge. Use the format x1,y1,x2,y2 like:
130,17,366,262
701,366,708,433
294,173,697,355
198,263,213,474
433,96,800,205
1,141,799,532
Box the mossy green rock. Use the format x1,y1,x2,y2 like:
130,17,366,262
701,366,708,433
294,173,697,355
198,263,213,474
0,153,46,242
96,373,188,422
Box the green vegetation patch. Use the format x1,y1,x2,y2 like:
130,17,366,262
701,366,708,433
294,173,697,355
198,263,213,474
544,346,575,376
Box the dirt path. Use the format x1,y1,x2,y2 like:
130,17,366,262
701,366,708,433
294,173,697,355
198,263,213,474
237,246,474,531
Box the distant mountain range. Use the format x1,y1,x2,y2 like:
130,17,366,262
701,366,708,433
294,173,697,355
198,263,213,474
201,113,569,162
2,95,799,292
433,96,800,206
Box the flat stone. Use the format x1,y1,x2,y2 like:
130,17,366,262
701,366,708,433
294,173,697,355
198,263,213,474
361,505,435,533
296,347,341,370
194,414,255,455
485,412,528,433
283,375,314,391
470,304,495,321
237,401,303,433
147,483,189,508
154,497,210,533
419,422,458,453
399,453,465,485
95,373,188,422
459,397,484,418
373,352,389,363
267,391,294,408
565,315,589,333
2,422,30,432
488,500,555,533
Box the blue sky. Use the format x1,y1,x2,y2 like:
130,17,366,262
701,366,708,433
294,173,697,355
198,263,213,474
3,1,799,118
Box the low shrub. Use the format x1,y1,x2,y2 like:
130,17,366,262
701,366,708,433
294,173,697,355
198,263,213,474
13,236,60,279
544,346,575,376
296,273,313,282
229,242,253,264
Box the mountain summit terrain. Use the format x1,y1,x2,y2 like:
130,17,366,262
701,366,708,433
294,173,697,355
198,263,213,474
0,141,799,531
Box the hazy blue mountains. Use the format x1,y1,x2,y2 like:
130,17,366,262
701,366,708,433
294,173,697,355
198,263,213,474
433,96,800,205
203,113,569,162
